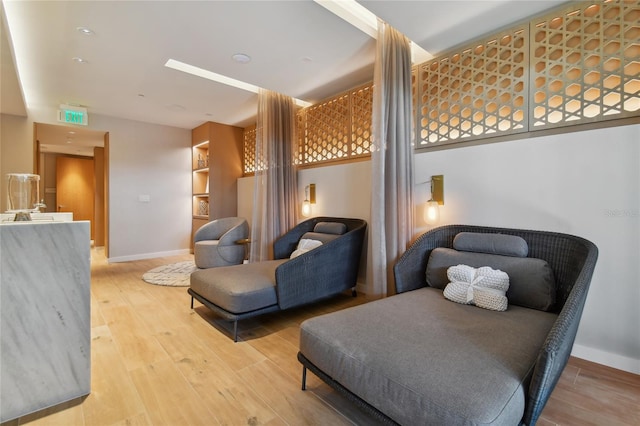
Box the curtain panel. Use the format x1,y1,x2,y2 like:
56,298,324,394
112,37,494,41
250,89,298,262
370,20,415,296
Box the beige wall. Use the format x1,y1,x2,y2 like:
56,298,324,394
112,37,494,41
1,109,192,260
0,113,33,212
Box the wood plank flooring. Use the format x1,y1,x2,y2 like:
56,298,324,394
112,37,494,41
3,249,639,426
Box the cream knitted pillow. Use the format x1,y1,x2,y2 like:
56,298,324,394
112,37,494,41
443,264,510,311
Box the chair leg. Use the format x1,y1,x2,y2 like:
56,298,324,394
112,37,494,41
301,366,307,391
190,296,194,309
233,320,238,342
351,287,357,297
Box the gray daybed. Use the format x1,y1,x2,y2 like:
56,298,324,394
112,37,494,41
298,225,598,425
189,217,367,341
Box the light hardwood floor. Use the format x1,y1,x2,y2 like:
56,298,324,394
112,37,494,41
4,249,639,426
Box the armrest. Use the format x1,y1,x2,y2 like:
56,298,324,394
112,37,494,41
393,225,459,293
523,240,598,425
218,221,249,246
194,221,223,242
275,225,365,310
273,221,315,259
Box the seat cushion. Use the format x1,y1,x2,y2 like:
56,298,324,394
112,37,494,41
190,259,287,314
299,287,557,425
194,240,245,268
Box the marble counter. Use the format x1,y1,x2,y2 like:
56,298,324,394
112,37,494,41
0,212,73,223
0,221,91,422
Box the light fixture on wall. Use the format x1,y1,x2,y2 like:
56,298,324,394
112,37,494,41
301,184,316,217
424,175,443,225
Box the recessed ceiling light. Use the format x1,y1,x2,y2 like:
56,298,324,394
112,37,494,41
232,53,251,63
72,57,88,64
76,27,94,35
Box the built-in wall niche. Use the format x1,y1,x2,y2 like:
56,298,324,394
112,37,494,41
192,140,209,219
190,121,243,249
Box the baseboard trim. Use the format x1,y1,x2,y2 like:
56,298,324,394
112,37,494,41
108,249,191,263
572,343,640,375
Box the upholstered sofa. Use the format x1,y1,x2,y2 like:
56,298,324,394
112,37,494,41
298,225,598,425
189,217,367,341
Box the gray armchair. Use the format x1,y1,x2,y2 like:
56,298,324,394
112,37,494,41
194,217,249,269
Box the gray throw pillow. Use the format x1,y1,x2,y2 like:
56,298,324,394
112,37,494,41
426,248,556,311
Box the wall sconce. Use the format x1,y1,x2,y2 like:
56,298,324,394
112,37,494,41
301,183,316,217
424,175,443,225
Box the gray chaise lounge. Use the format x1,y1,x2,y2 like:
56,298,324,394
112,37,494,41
189,217,367,341
298,224,598,425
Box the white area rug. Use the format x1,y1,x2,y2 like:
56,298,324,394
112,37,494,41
142,261,198,287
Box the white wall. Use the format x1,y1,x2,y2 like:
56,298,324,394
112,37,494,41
414,124,640,373
237,161,372,290
89,115,192,261
237,124,639,374
237,160,372,224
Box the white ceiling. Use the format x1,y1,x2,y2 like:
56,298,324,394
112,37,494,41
1,0,570,155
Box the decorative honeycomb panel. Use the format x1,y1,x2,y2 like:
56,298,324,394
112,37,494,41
243,126,257,174
295,111,305,165
350,84,373,157
417,27,529,147
530,0,640,128
299,93,350,164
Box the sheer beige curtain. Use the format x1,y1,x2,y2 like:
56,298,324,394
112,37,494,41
370,20,415,296
250,88,298,262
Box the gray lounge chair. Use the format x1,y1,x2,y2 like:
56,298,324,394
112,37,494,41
189,217,367,341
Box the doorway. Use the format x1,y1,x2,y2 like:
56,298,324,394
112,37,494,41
34,123,110,255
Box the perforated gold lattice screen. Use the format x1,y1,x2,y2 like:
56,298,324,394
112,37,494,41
350,84,373,156
301,94,350,163
297,83,372,165
417,28,529,147
531,1,640,127
243,126,257,174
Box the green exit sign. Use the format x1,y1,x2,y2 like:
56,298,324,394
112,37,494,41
64,110,84,124
57,104,89,126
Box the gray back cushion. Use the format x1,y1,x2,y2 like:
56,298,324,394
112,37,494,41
453,232,529,257
299,221,348,244
314,222,347,235
426,248,556,311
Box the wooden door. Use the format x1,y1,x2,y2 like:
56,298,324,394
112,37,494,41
57,156,95,238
